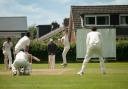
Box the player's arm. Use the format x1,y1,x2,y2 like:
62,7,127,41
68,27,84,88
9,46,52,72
32,56,40,62
2,42,6,51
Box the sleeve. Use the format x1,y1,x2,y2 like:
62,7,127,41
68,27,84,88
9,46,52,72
2,42,6,50
3,42,5,47
26,39,30,46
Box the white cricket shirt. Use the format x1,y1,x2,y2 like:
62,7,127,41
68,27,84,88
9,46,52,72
86,31,102,46
15,36,30,51
61,35,70,47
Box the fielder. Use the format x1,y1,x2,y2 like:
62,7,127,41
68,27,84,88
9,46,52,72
77,27,106,76
15,32,30,54
2,37,13,69
60,29,70,67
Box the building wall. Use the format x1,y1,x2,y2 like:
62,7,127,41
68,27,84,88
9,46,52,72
36,25,52,38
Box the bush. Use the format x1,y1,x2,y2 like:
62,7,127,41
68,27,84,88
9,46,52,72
1,39,128,64
29,40,76,63
116,40,128,61
29,40,48,62
29,40,128,62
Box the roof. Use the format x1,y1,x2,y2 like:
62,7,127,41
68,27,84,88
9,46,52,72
70,5,128,29
0,16,27,31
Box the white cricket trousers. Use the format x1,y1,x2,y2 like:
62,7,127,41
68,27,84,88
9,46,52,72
12,59,30,75
80,45,105,74
62,46,70,64
4,50,12,69
48,55,55,69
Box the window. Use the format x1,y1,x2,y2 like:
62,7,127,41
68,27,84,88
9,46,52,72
110,14,119,25
84,15,110,26
120,15,128,25
97,16,109,25
85,16,95,25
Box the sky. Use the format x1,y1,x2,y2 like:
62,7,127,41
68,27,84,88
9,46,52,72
0,0,128,26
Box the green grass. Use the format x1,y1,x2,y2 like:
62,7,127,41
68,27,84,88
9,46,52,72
0,62,128,89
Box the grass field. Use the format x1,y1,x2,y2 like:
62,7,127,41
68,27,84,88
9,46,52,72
0,62,128,89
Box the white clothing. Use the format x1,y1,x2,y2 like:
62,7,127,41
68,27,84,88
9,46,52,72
86,31,102,48
62,47,70,64
61,35,70,64
61,35,70,48
79,31,105,74
3,41,13,52
12,51,30,75
15,36,30,53
48,55,55,69
3,41,13,69
15,51,28,61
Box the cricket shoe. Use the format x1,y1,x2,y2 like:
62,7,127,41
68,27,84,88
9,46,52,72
12,71,17,76
61,63,67,68
102,71,106,75
77,71,84,76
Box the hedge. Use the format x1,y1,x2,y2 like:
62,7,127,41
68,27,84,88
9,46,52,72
29,40,76,63
116,40,128,61
0,40,128,64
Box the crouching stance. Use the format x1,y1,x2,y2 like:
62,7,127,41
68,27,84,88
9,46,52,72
12,49,30,76
77,27,106,76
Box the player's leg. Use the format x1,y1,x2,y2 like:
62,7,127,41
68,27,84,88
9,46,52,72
11,62,17,76
62,47,70,66
7,51,12,69
99,55,106,74
27,53,32,73
48,55,52,69
77,54,91,75
4,53,8,70
24,62,30,75
51,55,55,69
77,47,93,75
97,48,106,74
29,63,32,73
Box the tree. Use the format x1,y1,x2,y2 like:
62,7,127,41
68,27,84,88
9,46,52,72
28,24,37,39
51,21,60,31
63,18,69,27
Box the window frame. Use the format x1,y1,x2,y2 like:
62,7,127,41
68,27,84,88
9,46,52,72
84,15,96,26
119,14,128,26
84,14,110,26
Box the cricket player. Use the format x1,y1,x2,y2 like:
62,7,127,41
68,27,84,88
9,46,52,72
47,38,57,69
77,27,106,76
61,30,70,67
12,49,30,76
15,32,30,54
2,37,13,69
